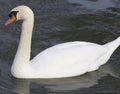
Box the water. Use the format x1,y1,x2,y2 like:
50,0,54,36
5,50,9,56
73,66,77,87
0,0,120,94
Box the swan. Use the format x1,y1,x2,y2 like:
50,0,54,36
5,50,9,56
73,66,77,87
5,5,120,78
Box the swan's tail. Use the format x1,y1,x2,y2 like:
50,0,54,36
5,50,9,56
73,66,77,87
103,37,120,55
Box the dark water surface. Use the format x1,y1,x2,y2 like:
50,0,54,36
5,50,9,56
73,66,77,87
0,0,120,94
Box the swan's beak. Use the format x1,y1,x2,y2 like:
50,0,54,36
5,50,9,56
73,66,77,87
5,15,16,26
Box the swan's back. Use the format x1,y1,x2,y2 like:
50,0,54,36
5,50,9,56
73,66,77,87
31,41,106,64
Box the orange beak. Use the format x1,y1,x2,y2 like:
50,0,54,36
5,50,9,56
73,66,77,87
5,15,16,26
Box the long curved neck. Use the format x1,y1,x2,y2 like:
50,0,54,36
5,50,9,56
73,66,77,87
13,15,34,64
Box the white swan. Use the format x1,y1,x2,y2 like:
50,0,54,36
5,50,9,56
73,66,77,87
5,5,120,78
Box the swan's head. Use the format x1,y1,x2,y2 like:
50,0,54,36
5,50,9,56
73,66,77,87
5,5,34,26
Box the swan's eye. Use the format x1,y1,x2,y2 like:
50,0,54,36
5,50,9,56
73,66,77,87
9,11,19,18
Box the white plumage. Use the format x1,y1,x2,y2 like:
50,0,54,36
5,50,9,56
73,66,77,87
5,5,120,78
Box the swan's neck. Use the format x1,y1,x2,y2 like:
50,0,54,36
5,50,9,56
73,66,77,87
13,16,34,64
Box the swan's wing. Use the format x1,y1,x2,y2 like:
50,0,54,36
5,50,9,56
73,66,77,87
30,41,107,66
30,41,108,77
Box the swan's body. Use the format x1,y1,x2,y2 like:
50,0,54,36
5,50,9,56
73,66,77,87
5,5,120,78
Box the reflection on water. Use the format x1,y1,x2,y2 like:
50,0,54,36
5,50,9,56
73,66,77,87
9,62,120,93
0,0,120,94
8,52,120,94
